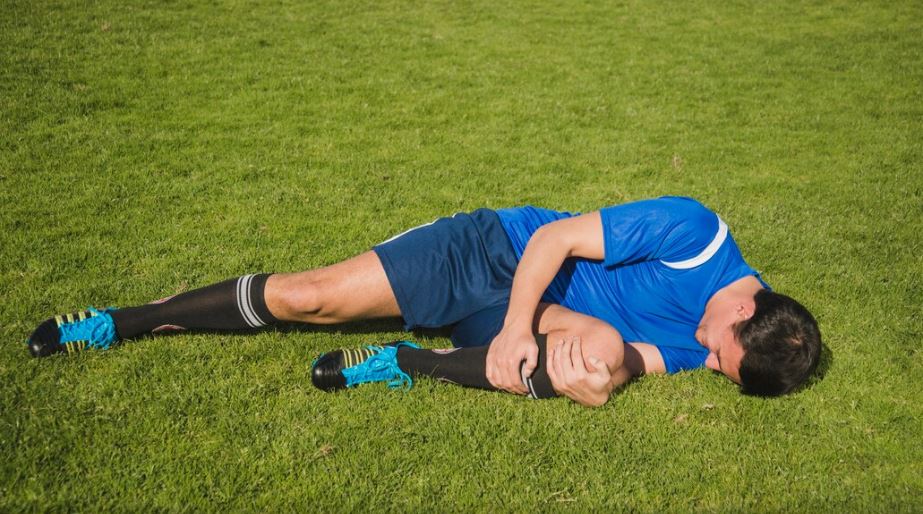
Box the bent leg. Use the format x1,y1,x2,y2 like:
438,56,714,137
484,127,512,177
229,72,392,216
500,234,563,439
397,304,626,399
396,334,557,398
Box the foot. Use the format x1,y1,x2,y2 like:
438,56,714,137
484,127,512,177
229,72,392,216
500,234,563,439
27,308,119,357
311,341,420,391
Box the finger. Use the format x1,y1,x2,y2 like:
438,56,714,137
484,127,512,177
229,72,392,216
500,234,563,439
547,344,564,393
546,341,561,389
485,354,497,387
504,359,527,395
521,343,539,378
485,346,498,385
585,355,600,373
588,357,611,379
486,367,499,389
571,337,587,376
545,340,556,378
553,341,566,388
497,359,512,392
560,338,575,382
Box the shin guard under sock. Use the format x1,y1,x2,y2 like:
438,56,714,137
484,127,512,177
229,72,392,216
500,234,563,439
396,334,558,399
110,274,278,339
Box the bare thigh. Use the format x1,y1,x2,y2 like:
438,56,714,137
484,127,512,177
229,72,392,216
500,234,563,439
264,251,401,323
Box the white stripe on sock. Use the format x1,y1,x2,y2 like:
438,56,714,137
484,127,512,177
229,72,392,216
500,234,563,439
521,366,537,399
243,275,265,327
236,275,262,328
235,276,252,327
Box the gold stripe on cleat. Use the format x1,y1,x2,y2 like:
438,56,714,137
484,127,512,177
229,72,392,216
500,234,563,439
55,315,64,327
65,313,74,323
78,311,86,321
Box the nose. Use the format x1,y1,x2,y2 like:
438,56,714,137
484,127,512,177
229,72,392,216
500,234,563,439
704,352,719,372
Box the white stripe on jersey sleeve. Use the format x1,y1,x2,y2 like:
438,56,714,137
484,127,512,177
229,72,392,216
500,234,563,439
660,217,728,269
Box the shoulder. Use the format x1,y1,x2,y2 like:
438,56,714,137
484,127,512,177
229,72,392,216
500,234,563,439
655,198,728,268
598,196,718,236
496,205,577,225
600,196,713,219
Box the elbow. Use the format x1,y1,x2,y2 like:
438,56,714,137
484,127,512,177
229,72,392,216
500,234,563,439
588,320,624,373
529,223,577,258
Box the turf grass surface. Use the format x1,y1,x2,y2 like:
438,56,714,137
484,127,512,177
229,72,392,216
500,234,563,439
1,0,921,511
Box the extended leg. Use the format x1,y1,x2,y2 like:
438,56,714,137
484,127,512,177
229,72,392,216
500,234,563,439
116,251,399,336
27,251,400,356
264,251,400,323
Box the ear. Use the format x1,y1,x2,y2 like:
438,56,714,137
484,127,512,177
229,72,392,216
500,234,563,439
735,298,756,320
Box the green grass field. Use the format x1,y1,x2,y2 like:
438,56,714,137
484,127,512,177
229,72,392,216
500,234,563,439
2,0,921,510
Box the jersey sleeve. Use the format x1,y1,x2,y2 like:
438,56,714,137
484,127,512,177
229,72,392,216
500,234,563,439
599,196,720,268
658,345,708,374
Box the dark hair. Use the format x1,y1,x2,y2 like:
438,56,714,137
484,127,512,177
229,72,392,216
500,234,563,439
735,290,821,397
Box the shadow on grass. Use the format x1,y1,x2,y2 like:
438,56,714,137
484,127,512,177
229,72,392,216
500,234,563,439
273,318,455,342
807,342,833,387
139,317,455,345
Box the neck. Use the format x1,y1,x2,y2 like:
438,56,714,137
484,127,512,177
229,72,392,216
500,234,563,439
708,275,765,307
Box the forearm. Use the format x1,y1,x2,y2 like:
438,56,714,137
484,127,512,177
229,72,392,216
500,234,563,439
504,227,571,330
487,213,604,393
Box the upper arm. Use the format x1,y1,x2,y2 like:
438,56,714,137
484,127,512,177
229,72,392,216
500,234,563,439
534,211,605,261
533,197,720,267
599,197,719,267
623,343,667,375
607,343,668,392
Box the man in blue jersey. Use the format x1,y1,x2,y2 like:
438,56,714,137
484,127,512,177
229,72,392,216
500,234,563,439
27,197,821,406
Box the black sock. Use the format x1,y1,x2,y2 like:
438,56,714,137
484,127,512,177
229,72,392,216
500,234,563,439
110,274,278,340
396,334,558,399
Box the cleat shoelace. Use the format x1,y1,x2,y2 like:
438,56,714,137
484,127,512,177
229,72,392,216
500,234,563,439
58,307,118,351
341,342,418,390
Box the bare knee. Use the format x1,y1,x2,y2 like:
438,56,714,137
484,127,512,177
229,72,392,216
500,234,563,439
266,272,341,323
545,319,624,372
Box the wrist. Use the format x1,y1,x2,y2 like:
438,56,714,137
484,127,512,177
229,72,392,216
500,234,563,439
501,316,532,334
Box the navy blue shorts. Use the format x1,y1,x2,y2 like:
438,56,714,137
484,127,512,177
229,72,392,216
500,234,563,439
373,209,517,347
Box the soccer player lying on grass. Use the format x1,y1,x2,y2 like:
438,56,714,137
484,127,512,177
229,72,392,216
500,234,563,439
27,197,822,406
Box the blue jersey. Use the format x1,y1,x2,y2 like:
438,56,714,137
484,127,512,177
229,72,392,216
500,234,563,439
495,196,765,373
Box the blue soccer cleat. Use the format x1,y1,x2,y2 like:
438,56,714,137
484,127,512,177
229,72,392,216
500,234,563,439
26,307,119,357
311,341,420,391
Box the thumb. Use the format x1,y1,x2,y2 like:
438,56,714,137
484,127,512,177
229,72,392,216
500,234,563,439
522,344,539,376
587,357,608,375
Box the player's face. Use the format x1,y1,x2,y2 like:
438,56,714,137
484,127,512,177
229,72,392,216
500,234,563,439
696,304,749,385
